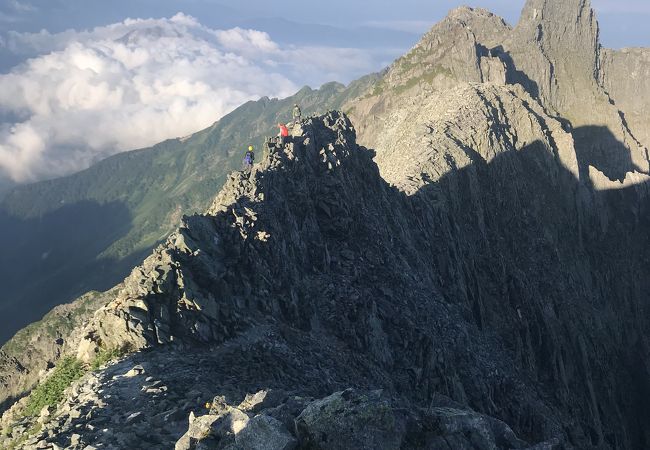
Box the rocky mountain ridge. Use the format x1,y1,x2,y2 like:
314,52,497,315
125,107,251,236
348,1,649,185
1,0,649,448
0,77,376,345
2,100,648,448
2,0,648,347
0,111,577,449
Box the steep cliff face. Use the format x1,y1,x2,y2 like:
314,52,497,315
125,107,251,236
343,5,650,444
505,0,648,181
600,48,650,152
355,77,650,448
507,0,601,115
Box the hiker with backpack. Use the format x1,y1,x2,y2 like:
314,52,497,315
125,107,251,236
243,145,255,172
278,123,289,145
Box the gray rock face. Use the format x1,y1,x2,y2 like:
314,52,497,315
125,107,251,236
349,7,511,137
386,7,511,90
508,0,601,116
350,0,649,184
343,12,650,447
231,415,296,450
505,0,648,180
600,47,650,152
367,83,578,193
183,388,541,450
295,389,405,450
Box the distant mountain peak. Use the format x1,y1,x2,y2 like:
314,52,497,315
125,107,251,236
516,0,600,63
446,5,506,22
115,26,183,45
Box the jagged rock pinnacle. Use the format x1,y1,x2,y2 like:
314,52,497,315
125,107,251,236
75,112,366,358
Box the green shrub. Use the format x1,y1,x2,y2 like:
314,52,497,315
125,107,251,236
22,344,129,418
91,346,127,371
24,357,85,416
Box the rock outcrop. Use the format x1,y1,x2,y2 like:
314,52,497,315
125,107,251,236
599,48,650,152
348,6,512,136
383,7,511,91
349,0,649,184
507,0,601,116
505,0,648,180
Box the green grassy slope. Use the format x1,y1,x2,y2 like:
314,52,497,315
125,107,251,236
0,77,377,344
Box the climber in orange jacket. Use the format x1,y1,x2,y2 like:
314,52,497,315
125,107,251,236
278,123,289,145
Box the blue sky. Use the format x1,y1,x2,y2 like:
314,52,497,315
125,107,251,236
0,0,648,186
2,0,648,49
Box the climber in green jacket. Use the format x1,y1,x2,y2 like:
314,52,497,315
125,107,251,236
292,104,302,126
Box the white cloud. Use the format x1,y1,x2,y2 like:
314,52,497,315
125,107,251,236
0,13,376,183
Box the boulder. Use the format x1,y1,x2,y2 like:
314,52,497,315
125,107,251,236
295,389,405,450
232,415,296,450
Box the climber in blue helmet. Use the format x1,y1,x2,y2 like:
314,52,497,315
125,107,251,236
243,145,254,172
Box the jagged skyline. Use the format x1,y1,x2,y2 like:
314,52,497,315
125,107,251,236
0,0,647,186
1,0,648,48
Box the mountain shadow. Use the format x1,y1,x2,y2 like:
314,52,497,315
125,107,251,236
0,200,149,343
573,124,642,183
491,45,540,100
407,129,649,449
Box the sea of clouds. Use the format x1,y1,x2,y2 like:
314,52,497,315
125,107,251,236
0,13,376,183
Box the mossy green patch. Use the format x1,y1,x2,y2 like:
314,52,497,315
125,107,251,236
21,343,127,418
24,357,85,417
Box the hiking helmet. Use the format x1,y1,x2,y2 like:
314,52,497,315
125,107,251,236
248,145,254,151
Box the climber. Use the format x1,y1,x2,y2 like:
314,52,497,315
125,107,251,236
278,123,289,145
292,103,302,126
243,145,255,172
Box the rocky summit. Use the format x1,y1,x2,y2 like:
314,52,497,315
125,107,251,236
1,0,649,449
